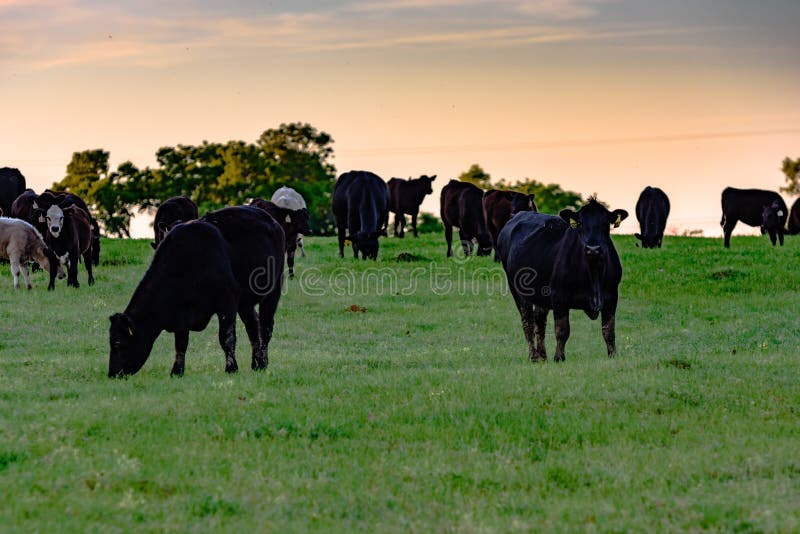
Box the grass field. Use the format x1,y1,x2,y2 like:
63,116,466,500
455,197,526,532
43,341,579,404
1,231,799,531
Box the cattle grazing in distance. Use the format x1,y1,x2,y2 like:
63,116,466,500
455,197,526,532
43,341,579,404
0,167,26,218
634,186,670,248
0,217,57,289
33,193,94,288
151,196,199,249
440,180,492,257
251,197,309,279
721,187,787,248
482,189,537,261
109,221,242,377
787,198,800,235
271,186,310,258
388,174,436,238
332,171,390,260
498,198,628,362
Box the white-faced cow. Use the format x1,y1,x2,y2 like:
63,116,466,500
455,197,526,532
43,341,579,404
332,171,390,260
151,196,198,249
33,194,94,288
497,198,628,362
271,186,310,258
0,217,57,289
482,189,537,261
721,187,787,248
440,180,492,257
634,186,670,249
388,174,436,238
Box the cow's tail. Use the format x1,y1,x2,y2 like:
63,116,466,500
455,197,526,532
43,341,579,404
720,213,726,228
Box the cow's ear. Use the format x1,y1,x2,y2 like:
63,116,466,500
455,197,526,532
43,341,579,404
54,193,67,204
430,175,436,181
609,209,628,228
559,209,579,228
157,222,169,234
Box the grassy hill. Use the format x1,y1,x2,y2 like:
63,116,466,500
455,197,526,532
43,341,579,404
1,232,798,531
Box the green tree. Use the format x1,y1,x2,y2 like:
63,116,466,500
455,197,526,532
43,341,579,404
780,157,800,196
495,177,583,214
458,164,492,188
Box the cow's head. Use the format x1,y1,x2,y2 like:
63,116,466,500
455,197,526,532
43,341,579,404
44,204,66,237
419,174,436,194
151,220,183,249
510,192,536,216
108,313,148,377
354,231,381,260
560,199,628,262
293,208,311,235
762,201,785,231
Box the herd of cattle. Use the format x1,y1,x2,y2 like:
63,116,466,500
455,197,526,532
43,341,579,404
1,165,799,375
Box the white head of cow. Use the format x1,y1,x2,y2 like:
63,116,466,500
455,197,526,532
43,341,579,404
46,205,65,237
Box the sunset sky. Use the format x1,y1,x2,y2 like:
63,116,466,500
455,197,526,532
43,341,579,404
2,0,799,237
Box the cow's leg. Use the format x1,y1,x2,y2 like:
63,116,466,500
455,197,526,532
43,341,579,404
10,257,21,289
444,224,454,257
255,290,281,371
83,248,94,286
171,330,189,377
768,228,777,246
297,236,306,257
239,305,264,370
287,250,295,279
458,229,471,256
779,229,785,246
533,306,549,360
398,215,405,238
219,312,238,373
553,310,570,362
601,308,617,357
411,213,419,238
20,263,32,290
67,252,80,288
723,219,736,248
337,222,346,258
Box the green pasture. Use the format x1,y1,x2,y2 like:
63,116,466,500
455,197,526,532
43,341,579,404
0,232,799,531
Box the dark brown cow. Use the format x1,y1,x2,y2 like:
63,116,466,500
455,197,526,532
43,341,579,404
151,196,199,249
440,180,492,257
42,190,101,265
482,189,537,261
388,175,436,238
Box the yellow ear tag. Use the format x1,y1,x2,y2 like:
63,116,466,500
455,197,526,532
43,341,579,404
613,214,622,228
344,239,351,246
570,219,579,229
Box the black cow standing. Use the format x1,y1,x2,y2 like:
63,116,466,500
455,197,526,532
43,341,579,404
721,187,787,248
498,198,628,362
10,189,45,234
332,171,390,260
482,189,537,261
109,207,284,377
151,196,199,249
251,198,310,279
388,174,436,238
634,186,670,249
0,167,26,218
440,180,492,257
787,198,800,235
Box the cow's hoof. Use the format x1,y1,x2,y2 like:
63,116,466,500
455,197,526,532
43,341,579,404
170,366,184,377
225,362,239,373
251,358,268,371
88,278,95,286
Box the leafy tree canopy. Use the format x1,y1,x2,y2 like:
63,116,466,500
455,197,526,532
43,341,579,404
780,156,800,196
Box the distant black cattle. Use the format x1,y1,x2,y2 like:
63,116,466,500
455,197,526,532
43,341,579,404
251,198,310,279
634,186,670,248
482,189,537,261
332,171,390,260
40,190,101,265
109,207,285,377
721,187,787,248
388,174,436,238
0,167,26,218
440,180,492,257
109,221,241,377
498,198,628,362
10,189,44,232
35,195,94,289
787,198,800,235
151,196,199,249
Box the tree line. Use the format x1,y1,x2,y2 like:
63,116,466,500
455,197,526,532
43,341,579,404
52,121,800,238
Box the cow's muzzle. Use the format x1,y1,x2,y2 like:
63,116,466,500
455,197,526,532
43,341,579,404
585,245,603,257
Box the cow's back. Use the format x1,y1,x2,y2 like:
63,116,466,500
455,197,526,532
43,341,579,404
722,187,786,227
333,171,388,232
0,168,26,216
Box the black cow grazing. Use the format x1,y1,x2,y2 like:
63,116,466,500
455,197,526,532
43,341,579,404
634,186,670,249
151,196,199,249
0,167,26,218
388,174,436,238
251,198,309,279
440,180,492,257
721,187,788,248
109,221,241,377
498,198,628,362
201,206,285,373
482,189,537,261
38,201,94,289
40,190,101,265
332,170,390,260
787,198,800,235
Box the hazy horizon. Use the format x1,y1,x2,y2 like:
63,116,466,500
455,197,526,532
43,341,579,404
3,0,799,238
